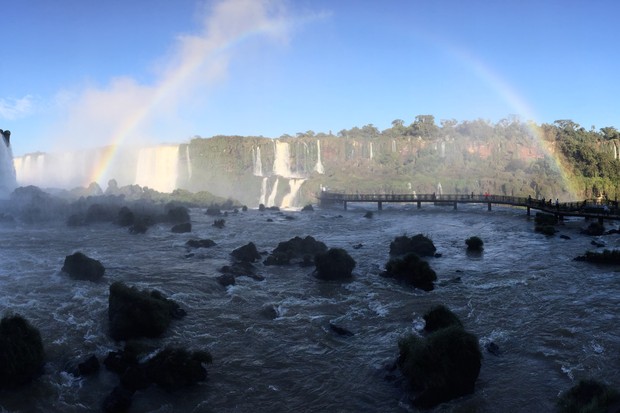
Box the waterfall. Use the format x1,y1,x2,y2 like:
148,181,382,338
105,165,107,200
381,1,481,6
267,178,279,207
314,140,325,174
0,135,17,197
440,141,446,158
253,146,263,176
281,179,305,209
613,142,618,160
259,177,268,206
369,142,374,160
391,140,396,153
272,141,293,177
437,182,443,196
186,145,192,179
134,145,179,193
14,153,45,187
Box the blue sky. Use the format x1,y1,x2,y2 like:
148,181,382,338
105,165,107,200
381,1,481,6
2,0,619,156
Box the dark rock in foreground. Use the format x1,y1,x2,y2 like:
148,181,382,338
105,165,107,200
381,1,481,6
62,251,105,281
557,379,620,413
0,314,45,389
423,305,463,333
382,253,437,291
314,248,356,280
398,326,481,409
108,282,186,341
465,236,484,251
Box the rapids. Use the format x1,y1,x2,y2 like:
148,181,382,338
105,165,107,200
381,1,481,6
0,203,618,412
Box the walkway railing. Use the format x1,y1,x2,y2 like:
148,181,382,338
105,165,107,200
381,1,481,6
316,191,620,220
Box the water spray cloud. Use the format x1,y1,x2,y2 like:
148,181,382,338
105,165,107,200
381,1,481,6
44,0,292,186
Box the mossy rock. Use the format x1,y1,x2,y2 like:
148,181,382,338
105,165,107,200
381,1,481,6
390,234,436,257
61,251,105,281
398,326,481,409
383,253,437,291
557,379,620,413
465,236,484,251
108,282,183,341
314,248,356,280
0,314,45,389
423,305,463,333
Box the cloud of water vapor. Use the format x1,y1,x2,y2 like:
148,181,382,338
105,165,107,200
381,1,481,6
51,0,291,151
0,96,34,120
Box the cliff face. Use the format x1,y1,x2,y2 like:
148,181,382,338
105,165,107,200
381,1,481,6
15,133,612,207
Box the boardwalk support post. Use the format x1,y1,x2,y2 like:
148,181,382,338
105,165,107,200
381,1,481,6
417,201,421,209
378,201,383,211
527,206,530,216
487,202,492,211
453,201,457,210
344,201,347,211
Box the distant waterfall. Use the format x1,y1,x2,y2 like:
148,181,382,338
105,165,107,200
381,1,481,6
134,145,179,193
259,177,268,205
437,182,443,196
281,179,305,209
314,140,325,174
253,146,263,176
391,140,396,153
440,141,446,158
369,142,374,160
14,153,45,187
186,145,192,179
272,141,293,177
0,137,17,197
267,178,279,207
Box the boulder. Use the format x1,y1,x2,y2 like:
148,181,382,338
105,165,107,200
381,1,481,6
231,242,261,263
216,273,236,287
465,236,484,251
205,206,221,216
129,220,149,234
115,206,135,227
314,248,356,280
144,347,212,392
102,385,133,413
301,204,314,211
213,219,225,228
76,354,100,376
398,326,481,409
382,253,437,291
557,379,620,413
0,314,45,389
62,252,105,281
185,238,216,249
108,282,185,341
171,222,191,233
390,234,436,257
165,205,190,223
423,305,463,333
265,236,328,266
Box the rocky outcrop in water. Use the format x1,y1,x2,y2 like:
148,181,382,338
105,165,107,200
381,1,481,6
171,222,192,233
264,235,327,266
314,248,356,280
557,379,620,413
185,238,217,249
231,242,261,263
0,314,45,389
422,305,463,333
382,253,437,291
390,234,436,257
61,252,105,281
398,306,481,409
108,282,186,341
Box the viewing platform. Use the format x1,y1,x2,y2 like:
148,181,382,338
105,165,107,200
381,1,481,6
316,191,620,222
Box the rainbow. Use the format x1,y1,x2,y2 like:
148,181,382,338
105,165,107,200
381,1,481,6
86,19,284,187
439,45,580,200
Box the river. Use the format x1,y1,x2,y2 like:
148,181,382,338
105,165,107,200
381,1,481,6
0,202,618,412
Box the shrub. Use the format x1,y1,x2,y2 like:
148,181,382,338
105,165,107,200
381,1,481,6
557,379,620,413
314,248,356,280
390,234,436,257
0,314,45,389
465,236,484,251
383,253,437,291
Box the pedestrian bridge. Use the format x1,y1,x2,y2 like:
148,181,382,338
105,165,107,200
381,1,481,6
316,192,620,222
